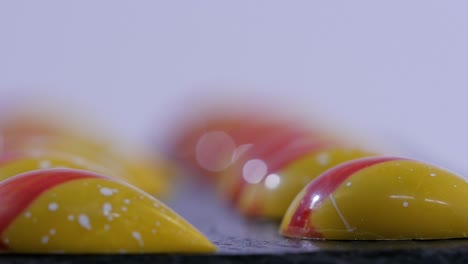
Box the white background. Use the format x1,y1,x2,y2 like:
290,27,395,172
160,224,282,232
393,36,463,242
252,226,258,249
0,1,467,172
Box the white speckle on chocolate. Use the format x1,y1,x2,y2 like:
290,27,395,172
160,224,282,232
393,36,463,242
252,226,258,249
103,203,112,216
100,187,115,196
132,231,144,247
78,214,92,230
316,153,330,166
41,236,49,244
403,202,409,207
48,202,59,211
39,160,51,169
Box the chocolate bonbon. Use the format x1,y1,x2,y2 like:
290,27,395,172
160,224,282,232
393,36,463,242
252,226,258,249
0,169,215,253
280,157,468,240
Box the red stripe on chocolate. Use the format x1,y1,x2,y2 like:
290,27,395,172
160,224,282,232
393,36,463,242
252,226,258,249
265,140,335,174
230,122,296,147
229,129,310,203
0,169,104,248
243,140,335,216
285,156,404,238
241,129,311,161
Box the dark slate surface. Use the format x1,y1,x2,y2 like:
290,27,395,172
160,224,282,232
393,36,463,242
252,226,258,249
167,176,468,260
3,171,468,263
